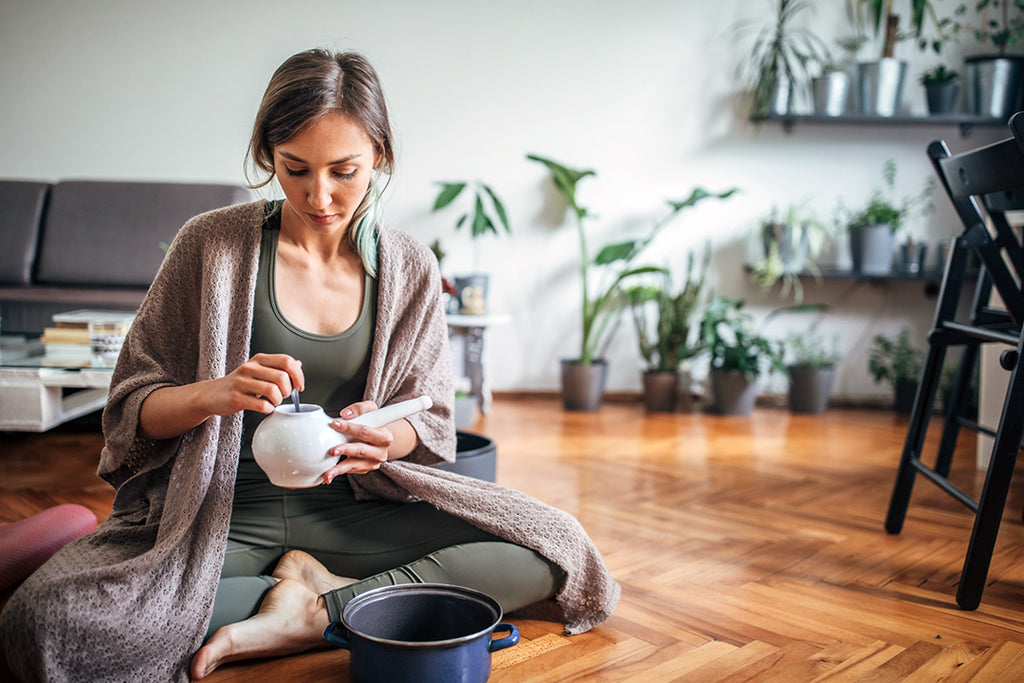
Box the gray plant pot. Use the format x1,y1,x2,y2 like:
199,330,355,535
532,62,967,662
560,359,607,411
788,366,835,414
857,59,907,117
925,83,960,115
849,224,895,276
812,71,850,116
964,55,1024,119
642,371,679,413
710,369,757,416
767,73,793,115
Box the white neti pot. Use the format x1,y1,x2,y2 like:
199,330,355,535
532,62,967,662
252,395,433,488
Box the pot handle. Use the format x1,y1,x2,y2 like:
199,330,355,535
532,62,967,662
488,623,520,653
322,621,352,651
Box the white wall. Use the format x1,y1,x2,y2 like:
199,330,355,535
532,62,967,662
0,0,1007,400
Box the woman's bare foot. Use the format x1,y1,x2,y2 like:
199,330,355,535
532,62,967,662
272,549,357,594
190,578,329,680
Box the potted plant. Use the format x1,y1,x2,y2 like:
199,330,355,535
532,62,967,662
957,0,1024,118
625,248,710,412
920,63,961,113
770,303,840,414
749,202,827,302
700,296,788,416
849,0,939,115
527,153,738,411
841,159,934,276
739,0,830,118
431,180,511,315
869,327,925,413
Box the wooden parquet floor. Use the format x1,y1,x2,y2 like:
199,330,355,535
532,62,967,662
3,398,1024,681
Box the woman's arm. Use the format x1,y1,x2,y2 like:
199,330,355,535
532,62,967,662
138,353,305,440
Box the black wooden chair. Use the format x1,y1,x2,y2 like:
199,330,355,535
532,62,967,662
884,111,1024,610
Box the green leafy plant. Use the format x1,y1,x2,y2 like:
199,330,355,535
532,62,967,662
431,180,510,238
868,327,924,386
750,202,827,302
849,0,941,58
919,63,960,84
767,303,841,369
625,247,710,373
528,153,738,366
957,0,1024,54
431,180,511,275
842,159,935,234
739,0,831,117
700,296,788,379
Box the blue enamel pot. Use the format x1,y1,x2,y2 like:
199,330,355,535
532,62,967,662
322,583,519,683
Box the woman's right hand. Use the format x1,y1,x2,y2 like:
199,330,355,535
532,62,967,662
139,353,305,440
202,353,306,416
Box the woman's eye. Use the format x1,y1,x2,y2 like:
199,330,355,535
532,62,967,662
284,167,308,177
334,169,357,180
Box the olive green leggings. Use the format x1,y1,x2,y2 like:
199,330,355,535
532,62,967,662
206,481,563,638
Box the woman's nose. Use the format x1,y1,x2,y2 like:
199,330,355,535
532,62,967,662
308,176,331,210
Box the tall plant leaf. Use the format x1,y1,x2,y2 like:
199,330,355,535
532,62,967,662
433,182,466,210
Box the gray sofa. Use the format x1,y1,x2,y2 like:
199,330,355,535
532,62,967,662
0,179,252,335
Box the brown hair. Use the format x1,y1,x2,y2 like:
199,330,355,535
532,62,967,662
247,49,395,187
246,49,395,275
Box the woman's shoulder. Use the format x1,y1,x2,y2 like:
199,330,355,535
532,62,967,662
377,223,433,261
180,199,268,235
377,224,437,277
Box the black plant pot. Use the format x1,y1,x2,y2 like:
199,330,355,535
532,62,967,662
925,83,959,115
711,369,757,416
894,380,918,414
560,359,608,411
788,366,835,414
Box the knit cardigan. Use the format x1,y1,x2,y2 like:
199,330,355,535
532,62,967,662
0,201,620,682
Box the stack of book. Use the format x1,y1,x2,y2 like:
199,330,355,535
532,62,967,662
40,310,135,365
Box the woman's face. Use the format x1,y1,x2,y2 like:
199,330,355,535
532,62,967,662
273,112,379,236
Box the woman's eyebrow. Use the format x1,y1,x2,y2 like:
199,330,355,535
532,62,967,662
278,151,362,165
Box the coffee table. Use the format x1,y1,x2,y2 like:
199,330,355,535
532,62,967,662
0,336,113,432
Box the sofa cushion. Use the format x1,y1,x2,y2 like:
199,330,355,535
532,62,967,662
0,180,51,285
34,181,252,287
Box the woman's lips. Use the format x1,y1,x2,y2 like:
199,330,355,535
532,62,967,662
307,213,336,225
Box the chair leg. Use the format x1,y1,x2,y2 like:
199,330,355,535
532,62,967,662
955,345,1024,610
935,344,978,477
885,344,947,535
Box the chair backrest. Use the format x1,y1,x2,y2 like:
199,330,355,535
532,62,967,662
928,113,1024,326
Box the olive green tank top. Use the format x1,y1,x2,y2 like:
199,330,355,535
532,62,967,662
237,202,377,480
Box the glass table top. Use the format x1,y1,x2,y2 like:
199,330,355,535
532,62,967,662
0,336,110,371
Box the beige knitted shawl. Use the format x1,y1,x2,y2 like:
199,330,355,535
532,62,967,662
0,201,619,682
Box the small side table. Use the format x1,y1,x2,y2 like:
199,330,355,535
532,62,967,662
446,314,508,415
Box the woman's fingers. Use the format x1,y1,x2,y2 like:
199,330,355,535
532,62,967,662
208,354,305,415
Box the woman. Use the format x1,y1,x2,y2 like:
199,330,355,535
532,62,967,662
0,49,619,682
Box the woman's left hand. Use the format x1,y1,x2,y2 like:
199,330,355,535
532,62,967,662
320,401,394,483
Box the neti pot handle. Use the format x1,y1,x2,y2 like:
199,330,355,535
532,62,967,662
322,621,351,650
488,623,520,653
